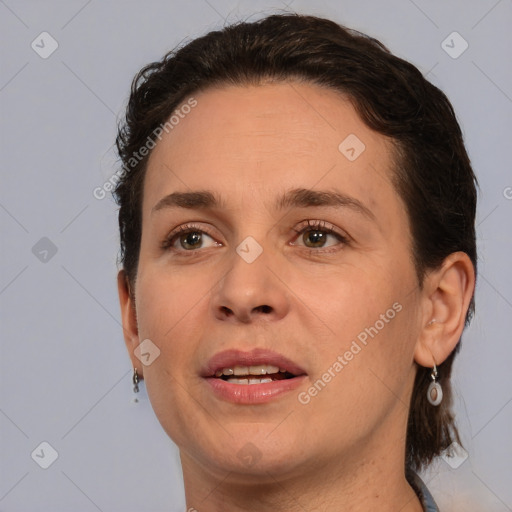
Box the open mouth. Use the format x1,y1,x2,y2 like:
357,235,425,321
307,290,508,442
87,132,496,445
202,348,307,403
213,364,297,385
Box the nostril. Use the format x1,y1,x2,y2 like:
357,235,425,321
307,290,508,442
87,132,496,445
255,305,272,314
220,306,234,316
217,304,273,321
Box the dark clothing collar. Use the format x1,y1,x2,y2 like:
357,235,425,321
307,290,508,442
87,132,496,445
407,471,439,512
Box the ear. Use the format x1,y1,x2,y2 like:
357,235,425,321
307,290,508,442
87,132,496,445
414,252,476,368
117,270,143,378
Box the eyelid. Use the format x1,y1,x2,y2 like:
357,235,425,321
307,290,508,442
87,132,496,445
291,219,351,244
161,219,350,252
161,222,221,250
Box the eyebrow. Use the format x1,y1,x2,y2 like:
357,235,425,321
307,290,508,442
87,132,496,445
152,191,220,213
152,188,375,221
276,188,375,221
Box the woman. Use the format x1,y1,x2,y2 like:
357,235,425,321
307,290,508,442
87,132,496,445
114,14,476,511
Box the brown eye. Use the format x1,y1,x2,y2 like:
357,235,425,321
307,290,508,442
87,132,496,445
303,230,329,248
291,221,348,250
164,227,220,252
179,231,203,250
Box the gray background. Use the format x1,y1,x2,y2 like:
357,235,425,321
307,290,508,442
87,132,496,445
1,0,511,510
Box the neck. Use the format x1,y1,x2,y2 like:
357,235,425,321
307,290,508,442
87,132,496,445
181,440,423,512
181,370,423,511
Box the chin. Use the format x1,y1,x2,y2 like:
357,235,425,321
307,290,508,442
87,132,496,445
182,429,311,481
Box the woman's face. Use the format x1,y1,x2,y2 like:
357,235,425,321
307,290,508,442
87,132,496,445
124,82,425,481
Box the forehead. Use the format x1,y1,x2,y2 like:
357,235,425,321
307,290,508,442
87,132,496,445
143,82,401,221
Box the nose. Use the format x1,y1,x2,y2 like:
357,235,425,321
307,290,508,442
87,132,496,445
210,249,290,323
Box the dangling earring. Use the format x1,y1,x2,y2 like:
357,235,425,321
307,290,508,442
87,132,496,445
427,363,443,406
132,368,140,403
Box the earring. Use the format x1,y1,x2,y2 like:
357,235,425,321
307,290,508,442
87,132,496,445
427,363,443,406
132,368,140,403
427,318,436,326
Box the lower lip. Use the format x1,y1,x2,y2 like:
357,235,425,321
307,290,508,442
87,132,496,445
204,376,306,404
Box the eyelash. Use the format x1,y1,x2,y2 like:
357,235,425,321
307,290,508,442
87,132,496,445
291,220,350,250
160,223,213,251
161,220,349,253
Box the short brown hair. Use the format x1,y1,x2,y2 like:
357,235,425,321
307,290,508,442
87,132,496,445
114,13,477,471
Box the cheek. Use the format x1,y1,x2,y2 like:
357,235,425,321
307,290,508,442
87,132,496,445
133,270,212,443
134,267,213,380
290,257,417,410
285,260,404,343
136,265,207,333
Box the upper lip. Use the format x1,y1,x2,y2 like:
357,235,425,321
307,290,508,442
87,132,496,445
202,348,307,377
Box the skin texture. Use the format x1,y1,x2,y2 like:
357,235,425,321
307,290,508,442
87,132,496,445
118,82,475,511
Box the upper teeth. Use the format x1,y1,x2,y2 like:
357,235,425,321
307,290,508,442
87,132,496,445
215,364,284,377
